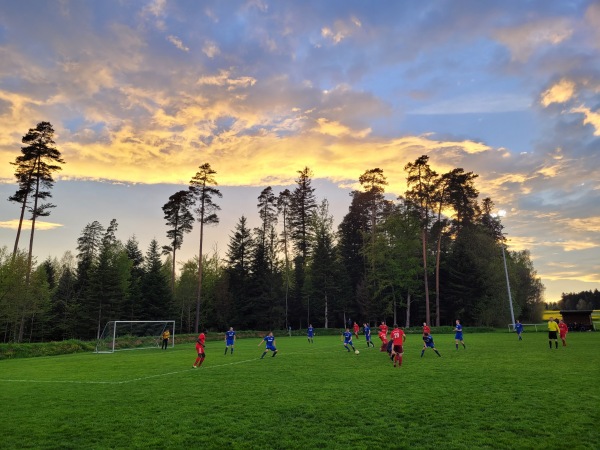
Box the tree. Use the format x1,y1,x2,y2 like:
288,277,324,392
141,239,172,320
404,155,438,326
277,189,292,329
8,122,65,282
162,190,195,292
189,163,222,333
306,200,339,328
225,216,253,327
288,167,317,327
358,168,389,261
124,236,145,320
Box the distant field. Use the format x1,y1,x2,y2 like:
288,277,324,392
1,331,598,449
542,310,600,321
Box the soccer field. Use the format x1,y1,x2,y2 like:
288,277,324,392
1,331,598,449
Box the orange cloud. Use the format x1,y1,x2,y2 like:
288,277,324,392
540,79,576,106
0,219,63,231
570,105,600,136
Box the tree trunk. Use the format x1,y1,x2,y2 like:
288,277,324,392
195,220,205,334
405,292,411,328
421,228,430,325
324,292,328,329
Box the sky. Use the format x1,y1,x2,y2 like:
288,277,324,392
0,0,599,304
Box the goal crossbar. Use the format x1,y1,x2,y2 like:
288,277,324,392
95,320,175,353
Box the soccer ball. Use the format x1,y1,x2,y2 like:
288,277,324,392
354,350,360,355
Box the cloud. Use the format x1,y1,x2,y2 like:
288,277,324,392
540,79,576,106
569,106,600,136
0,219,63,231
494,17,573,63
167,35,189,52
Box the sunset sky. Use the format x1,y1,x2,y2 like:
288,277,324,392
0,0,599,304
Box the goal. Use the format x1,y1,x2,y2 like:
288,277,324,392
95,320,175,353
507,323,541,332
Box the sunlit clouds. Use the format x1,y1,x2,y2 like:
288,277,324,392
0,1,598,302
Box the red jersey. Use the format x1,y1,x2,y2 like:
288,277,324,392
558,323,568,336
423,325,431,335
390,328,405,345
196,333,206,352
353,323,360,333
379,323,388,335
378,330,388,344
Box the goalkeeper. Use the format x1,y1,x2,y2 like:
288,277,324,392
161,328,171,350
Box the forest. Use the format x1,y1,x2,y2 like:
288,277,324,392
1,122,547,343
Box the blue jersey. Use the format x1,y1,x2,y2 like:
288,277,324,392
364,325,371,340
307,327,314,337
455,324,463,339
423,335,435,348
263,335,276,349
343,331,353,343
226,330,236,344
515,323,523,333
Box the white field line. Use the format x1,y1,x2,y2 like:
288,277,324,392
0,341,358,385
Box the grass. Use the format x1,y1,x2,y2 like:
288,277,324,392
1,331,599,449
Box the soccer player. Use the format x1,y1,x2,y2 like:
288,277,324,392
422,322,431,336
547,318,559,349
307,324,314,344
353,322,360,339
421,333,441,358
161,327,170,350
454,319,466,349
224,326,236,355
363,323,375,348
378,328,388,352
342,328,357,353
514,320,524,340
258,332,278,358
379,321,388,338
390,324,406,368
192,331,206,368
558,319,568,347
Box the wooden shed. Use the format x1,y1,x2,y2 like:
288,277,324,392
559,310,594,331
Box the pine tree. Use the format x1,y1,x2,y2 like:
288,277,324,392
162,190,194,292
189,163,222,333
8,122,65,282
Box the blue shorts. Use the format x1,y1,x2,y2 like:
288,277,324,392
425,342,435,348
266,345,276,351
344,340,353,346
226,340,234,346
455,332,463,340
365,335,371,341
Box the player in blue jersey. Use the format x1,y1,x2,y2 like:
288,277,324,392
514,320,523,340
342,328,357,352
454,319,466,349
258,332,278,358
421,333,442,357
224,326,236,355
307,324,314,344
363,323,375,348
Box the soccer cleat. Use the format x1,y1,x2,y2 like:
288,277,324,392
192,365,196,368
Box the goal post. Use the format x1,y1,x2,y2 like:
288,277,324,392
95,320,176,353
507,323,540,332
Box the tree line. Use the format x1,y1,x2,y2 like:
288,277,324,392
546,290,600,311
1,122,546,343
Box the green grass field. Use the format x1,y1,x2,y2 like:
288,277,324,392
1,331,599,449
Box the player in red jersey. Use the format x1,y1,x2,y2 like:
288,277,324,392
390,324,406,368
422,322,431,336
193,331,206,368
353,322,360,339
558,319,568,347
379,321,388,337
378,329,388,352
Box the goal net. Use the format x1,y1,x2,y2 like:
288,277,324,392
95,320,175,353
